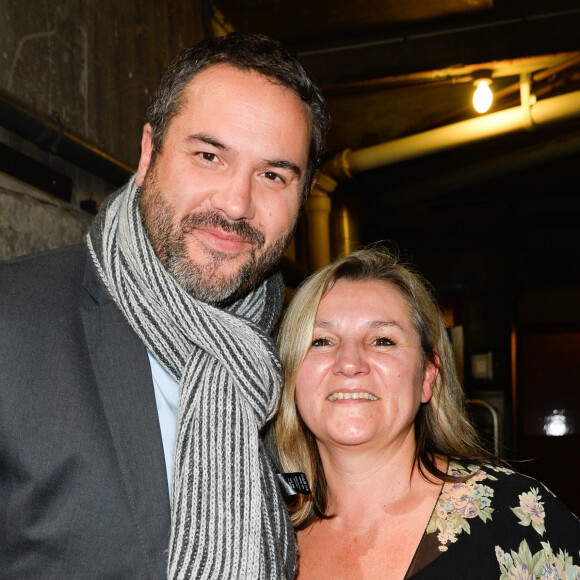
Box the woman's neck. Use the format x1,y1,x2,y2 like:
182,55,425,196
318,431,425,521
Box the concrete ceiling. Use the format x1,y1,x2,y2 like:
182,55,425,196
213,0,580,262
217,0,494,47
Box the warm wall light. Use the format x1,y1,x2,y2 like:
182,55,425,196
473,78,493,114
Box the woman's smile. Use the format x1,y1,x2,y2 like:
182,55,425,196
326,391,379,401
295,278,437,450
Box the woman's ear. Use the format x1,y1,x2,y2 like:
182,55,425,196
421,351,440,404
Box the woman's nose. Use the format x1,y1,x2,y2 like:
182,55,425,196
333,342,370,377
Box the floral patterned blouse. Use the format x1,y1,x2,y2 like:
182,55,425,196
404,462,580,579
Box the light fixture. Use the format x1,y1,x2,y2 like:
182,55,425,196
472,70,493,114
543,409,572,437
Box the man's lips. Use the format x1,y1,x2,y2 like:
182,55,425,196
193,227,251,253
180,210,265,251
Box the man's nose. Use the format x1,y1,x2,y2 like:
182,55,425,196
209,170,255,221
333,342,370,377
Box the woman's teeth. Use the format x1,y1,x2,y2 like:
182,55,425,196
327,392,378,401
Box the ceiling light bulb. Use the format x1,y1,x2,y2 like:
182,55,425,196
473,79,493,114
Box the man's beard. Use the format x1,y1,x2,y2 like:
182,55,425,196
138,167,295,305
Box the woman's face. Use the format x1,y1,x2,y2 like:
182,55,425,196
294,278,438,454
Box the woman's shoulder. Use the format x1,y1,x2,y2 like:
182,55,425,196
445,461,580,548
449,460,544,486
413,460,580,578
409,460,580,579
447,460,578,517
449,461,572,503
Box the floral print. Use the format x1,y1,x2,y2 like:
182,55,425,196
406,463,580,579
496,541,580,580
493,482,580,579
493,479,580,579
427,462,496,551
512,488,546,536
488,464,517,476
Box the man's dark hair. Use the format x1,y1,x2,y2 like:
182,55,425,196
146,32,329,201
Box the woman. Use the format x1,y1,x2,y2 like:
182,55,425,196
276,248,580,579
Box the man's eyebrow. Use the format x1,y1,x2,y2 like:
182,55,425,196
187,133,230,151
265,159,302,179
187,134,303,179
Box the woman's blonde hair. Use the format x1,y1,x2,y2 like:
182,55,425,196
275,247,491,529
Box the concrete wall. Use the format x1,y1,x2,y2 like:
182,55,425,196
0,185,92,260
1,0,204,166
0,0,204,258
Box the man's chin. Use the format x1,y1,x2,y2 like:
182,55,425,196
169,232,288,304
168,255,255,305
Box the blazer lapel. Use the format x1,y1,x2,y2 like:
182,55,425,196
81,258,171,577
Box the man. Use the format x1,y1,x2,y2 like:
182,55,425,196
0,33,328,579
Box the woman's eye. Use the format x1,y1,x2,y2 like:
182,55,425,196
373,337,395,347
311,337,331,347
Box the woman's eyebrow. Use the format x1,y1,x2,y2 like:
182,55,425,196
367,320,403,330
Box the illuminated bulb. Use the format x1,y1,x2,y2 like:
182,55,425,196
543,410,570,437
473,79,493,114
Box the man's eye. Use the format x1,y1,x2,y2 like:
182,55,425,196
373,337,395,346
263,171,285,183
311,337,331,347
198,152,218,162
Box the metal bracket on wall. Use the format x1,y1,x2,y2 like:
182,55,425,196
0,142,72,203
0,91,133,187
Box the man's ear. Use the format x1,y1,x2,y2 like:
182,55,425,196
300,176,317,207
135,124,154,187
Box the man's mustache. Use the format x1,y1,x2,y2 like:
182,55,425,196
180,211,265,248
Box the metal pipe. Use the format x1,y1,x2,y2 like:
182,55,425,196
468,399,501,457
332,203,359,259
376,131,580,206
323,89,580,180
304,185,332,270
0,91,133,186
298,8,580,59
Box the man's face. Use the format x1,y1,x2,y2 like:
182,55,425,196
136,64,312,304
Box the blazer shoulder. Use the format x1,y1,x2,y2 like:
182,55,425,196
1,243,87,270
0,244,99,314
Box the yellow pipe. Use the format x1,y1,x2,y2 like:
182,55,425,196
323,89,580,179
313,88,580,269
304,173,337,269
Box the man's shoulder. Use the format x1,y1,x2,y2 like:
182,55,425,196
1,244,87,280
0,244,91,308
1,243,87,268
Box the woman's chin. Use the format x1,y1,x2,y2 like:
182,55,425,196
318,425,379,449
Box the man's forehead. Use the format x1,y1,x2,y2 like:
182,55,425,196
185,62,279,90
172,64,312,163
180,64,308,119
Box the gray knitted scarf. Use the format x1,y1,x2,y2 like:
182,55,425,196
86,177,295,579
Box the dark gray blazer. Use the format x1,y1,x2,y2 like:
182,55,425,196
0,245,171,579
